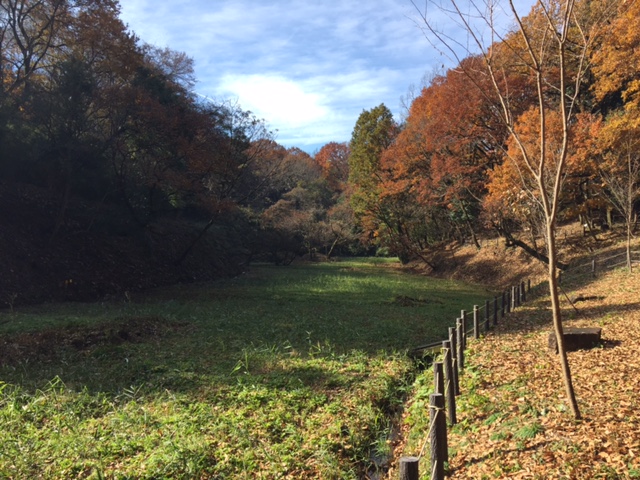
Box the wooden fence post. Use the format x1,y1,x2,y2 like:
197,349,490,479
448,328,460,396
430,393,447,480
527,279,531,293
456,319,464,371
399,457,419,480
473,305,479,340
434,361,444,396
441,340,456,425
501,291,506,317
493,296,498,325
592,258,596,278
521,281,526,303
506,289,511,314
460,310,467,350
484,299,490,332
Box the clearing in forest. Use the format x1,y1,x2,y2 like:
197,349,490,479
0,258,490,479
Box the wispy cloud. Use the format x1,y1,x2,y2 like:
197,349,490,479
119,0,534,151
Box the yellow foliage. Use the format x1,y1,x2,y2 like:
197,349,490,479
592,0,640,109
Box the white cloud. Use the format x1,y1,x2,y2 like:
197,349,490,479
119,0,536,151
217,74,330,127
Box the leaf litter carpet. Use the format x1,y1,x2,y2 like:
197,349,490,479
444,268,640,479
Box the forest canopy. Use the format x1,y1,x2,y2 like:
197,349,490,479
346,0,639,268
0,0,638,304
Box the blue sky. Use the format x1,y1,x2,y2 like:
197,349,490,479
119,0,534,153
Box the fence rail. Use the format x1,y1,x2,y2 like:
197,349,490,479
400,278,534,480
399,247,638,479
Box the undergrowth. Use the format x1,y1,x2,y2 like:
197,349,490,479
0,258,490,478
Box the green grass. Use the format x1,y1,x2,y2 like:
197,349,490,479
0,258,491,478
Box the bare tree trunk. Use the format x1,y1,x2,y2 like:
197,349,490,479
458,195,481,249
498,226,568,269
627,212,633,272
326,236,340,260
546,223,581,419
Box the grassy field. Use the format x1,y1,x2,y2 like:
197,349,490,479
0,258,491,479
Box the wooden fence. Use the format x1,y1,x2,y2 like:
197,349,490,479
399,247,639,479
400,279,533,480
559,249,640,285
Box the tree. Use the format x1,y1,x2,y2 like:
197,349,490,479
414,0,618,419
591,0,640,114
323,198,359,259
0,0,67,98
381,59,515,253
348,104,400,254
257,171,333,263
595,113,640,271
590,1,640,270
315,141,350,193
34,56,101,240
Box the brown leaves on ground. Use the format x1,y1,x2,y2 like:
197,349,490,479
445,268,640,479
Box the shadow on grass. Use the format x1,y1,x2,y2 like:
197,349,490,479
0,259,491,397
0,315,409,399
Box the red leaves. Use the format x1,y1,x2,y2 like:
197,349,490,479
314,142,350,192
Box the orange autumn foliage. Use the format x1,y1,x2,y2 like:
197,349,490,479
592,0,640,113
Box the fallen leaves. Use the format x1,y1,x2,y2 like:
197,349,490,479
442,267,640,479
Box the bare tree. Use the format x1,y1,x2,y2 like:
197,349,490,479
597,118,640,271
0,0,67,97
412,0,618,419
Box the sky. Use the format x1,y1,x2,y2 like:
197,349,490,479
119,0,534,153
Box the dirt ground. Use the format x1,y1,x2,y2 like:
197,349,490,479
0,316,190,367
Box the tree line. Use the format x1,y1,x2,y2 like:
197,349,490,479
0,0,360,268
2,0,638,274
346,0,639,271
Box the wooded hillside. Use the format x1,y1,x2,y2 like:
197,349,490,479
347,0,639,269
1,0,638,306
0,1,356,305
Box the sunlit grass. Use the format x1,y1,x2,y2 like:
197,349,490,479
0,258,491,478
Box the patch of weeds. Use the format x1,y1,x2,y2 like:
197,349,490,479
514,422,544,440
492,461,524,478
484,412,504,426
371,431,393,460
518,400,538,416
464,391,491,410
490,430,510,442
597,464,624,479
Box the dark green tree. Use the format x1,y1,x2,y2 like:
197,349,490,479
347,103,399,255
